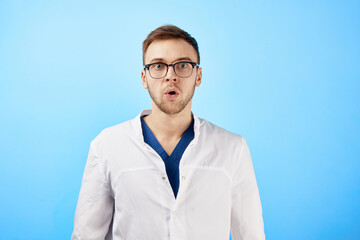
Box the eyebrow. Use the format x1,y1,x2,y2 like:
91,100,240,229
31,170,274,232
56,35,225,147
149,57,193,63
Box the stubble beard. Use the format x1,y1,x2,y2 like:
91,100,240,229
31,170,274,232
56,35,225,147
147,82,196,115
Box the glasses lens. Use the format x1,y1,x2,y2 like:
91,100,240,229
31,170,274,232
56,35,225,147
148,62,195,78
174,62,193,78
149,63,167,78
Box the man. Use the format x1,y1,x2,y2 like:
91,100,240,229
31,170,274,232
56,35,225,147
72,25,265,240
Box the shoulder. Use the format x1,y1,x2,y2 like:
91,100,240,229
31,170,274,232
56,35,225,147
91,118,138,150
198,118,244,143
196,117,248,155
195,118,251,174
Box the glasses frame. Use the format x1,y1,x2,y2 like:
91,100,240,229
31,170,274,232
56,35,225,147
143,61,200,79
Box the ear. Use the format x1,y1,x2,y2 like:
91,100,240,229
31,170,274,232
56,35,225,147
141,69,148,89
195,67,202,87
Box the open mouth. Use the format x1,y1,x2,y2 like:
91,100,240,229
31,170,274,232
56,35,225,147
165,89,179,99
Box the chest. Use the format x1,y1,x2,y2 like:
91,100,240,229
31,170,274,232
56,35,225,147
158,137,180,156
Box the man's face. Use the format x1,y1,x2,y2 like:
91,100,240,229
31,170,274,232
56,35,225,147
141,39,202,115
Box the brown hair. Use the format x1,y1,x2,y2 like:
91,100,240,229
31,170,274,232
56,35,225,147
142,25,200,65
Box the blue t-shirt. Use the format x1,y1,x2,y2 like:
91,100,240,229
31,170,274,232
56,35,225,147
141,116,195,198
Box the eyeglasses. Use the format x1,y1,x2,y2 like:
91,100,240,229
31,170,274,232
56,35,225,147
143,61,200,79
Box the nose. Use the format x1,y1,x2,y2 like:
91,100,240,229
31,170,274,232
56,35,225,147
165,65,178,82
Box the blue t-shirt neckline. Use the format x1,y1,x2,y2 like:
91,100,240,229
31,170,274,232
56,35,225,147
141,116,195,198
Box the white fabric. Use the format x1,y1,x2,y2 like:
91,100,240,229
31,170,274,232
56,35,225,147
71,110,265,240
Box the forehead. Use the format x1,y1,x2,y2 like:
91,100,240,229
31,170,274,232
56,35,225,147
145,39,197,63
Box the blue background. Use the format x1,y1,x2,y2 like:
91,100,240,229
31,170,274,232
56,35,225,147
1,0,359,239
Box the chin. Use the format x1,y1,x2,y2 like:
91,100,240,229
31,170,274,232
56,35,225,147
158,102,188,115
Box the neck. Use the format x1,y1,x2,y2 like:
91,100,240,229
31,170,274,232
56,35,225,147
144,105,193,140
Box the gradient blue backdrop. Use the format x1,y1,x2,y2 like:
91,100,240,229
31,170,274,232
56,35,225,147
1,0,359,239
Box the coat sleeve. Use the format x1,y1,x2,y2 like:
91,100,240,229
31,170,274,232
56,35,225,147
230,137,265,240
71,141,114,240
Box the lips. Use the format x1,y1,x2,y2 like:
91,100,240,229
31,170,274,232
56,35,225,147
165,88,179,95
164,88,179,99
165,88,178,95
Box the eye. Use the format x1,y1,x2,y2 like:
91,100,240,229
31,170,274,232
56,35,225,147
180,63,188,69
150,63,165,70
177,62,189,69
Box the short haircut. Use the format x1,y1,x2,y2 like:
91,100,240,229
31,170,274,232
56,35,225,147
142,25,200,65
